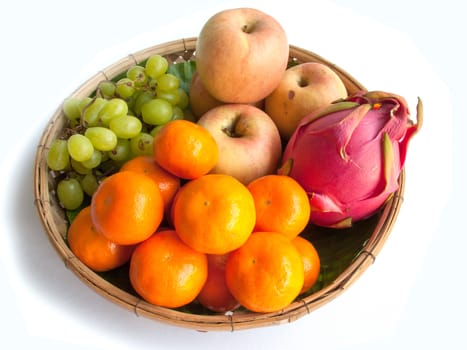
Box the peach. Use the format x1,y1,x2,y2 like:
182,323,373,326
265,62,347,140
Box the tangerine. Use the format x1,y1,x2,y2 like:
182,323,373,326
120,155,180,215
91,170,164,245
291,236,321,294
225,231,304,313
153,119,218,179
247,174,311,240
67,206,135,272
172,174,256,254
197,254,239,313
129,230,208,308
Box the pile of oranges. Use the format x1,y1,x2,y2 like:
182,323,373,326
67,119,320,313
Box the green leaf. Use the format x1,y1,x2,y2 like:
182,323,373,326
65,195,90,224
167,60,196,94
300,213,381,295
66,208,81,223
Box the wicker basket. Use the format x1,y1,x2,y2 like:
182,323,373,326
33,38,405,331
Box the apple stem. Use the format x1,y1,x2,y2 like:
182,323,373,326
222,126,235,137
298,77,309,87
222,115,242,138
241,22,256,34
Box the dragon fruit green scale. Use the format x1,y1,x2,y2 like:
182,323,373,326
279,91,422,228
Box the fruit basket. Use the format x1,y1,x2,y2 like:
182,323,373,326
33,37,405,331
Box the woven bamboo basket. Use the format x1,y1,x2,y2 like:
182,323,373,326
33,38,405,332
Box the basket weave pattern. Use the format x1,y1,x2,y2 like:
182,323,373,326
34,38,404,331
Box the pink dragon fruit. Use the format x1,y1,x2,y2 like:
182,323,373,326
279,91,422,228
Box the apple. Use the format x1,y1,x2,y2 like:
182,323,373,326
189,71,224,120
196,8,289,104
190,71,266,119
197,104,282,185
265,62,348,140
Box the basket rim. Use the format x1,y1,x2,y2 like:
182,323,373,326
33,37,404,332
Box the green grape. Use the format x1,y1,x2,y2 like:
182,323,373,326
98,98,128,125
133,91,154,117
147,78,158,93
171,106,185,120
80,173,100,196
109,115,142,139
67,134,94,162
127,65,148,87
56,178,84,210
108,138,132,162
130,132,154,156
84,127,118,151
80,150,102,169
156,90,180,106
47,139,70,171
82,97,108,126
70,158,91,175
145,54,168,79
125,94,138,115
100,150,110,163
77,97,93,114
157,73,179,91
175,88,189,110
67,119,80,129
141,98,173,125
115,78,136,99
62,98,81,120
98,81,116,98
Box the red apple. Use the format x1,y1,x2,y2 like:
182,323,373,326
189,71,224,120
265,62,348,140
197,104,282,185
196,8,289,103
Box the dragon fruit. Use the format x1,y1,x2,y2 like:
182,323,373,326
279,91,422,228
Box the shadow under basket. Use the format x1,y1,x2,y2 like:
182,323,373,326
33,38,405,332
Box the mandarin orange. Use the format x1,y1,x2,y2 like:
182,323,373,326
292,236,321,294
67,206,135,272
120,155,180,215
153,119,218,179
129,230,208,308
247,174,311,240
197,254,239,313
90,170,164,245
225,231,304,313
172,174,256,254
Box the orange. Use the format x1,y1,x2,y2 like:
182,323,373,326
129,230,208,308
67,206,135,272
247,174,311,240
172,174,256,254
291,236,321,294
225,232,304,313
91,170,164,245
120,155,180,215
197,254,240,313
153,119,218,179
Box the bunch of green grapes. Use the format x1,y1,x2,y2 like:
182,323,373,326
47,54,192,211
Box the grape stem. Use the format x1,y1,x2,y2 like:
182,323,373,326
79,96,97,128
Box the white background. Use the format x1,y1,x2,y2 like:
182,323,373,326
1,0,465,349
